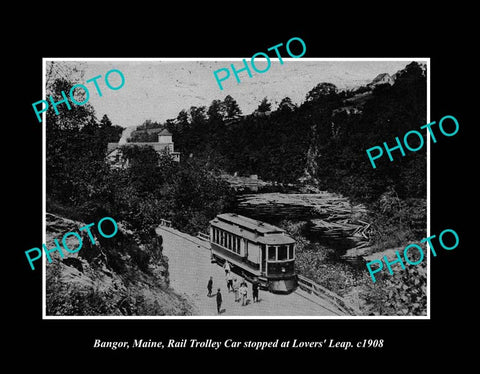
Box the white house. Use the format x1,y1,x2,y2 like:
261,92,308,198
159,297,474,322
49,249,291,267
106,129,180,168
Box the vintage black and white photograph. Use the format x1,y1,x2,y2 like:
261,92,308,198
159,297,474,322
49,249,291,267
43,58,428,318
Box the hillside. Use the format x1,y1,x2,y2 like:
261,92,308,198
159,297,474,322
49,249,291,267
170,62,424,196
46,213,195,316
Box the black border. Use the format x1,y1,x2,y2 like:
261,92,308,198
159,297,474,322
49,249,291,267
13,20,470,363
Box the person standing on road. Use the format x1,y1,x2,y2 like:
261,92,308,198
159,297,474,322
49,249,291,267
233,278,239,302
207,276,213,297
216,288,223,314
252,279,259,303
226,271,233,292
240,283,248,306
223,261,231,275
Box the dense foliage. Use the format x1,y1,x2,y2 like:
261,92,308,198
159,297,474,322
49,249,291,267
46,78,236,237
164,62,426,206
158,62,427,247
283,220,427,316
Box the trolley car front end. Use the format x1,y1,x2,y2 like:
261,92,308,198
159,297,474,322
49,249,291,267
209,213,297,293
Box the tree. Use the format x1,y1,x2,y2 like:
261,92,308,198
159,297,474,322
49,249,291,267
278,97,296,111
168,158,236,234
120,145,159,171
189,106,207,125
98,114,123,143
223,95,242,119
140,119,162,129
100,114,112,128
176,109,190,131
207,99,226,121
305,82,338,102
128,131,159,143
256,97,272,113
46,77,101,206
46,62,86,97
47,78,97,130
164,118,178,133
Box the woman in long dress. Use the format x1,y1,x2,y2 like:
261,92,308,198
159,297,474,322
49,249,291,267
240,283,248,306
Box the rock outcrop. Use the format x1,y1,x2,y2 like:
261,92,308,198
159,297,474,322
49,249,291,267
45,213,194,316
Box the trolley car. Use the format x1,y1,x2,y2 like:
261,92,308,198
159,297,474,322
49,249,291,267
209,213,297,293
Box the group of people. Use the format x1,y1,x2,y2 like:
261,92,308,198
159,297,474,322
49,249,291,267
207,261,260,314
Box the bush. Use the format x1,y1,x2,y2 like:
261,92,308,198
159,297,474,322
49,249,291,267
369,188,426,251
359,261,427,316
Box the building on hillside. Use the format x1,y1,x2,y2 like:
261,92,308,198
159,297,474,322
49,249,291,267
106,129,180,168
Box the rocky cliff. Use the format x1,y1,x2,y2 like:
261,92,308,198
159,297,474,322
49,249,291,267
45,213,195,316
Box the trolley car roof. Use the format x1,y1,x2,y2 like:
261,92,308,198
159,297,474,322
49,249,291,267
214,213,283,233
210,213,295,245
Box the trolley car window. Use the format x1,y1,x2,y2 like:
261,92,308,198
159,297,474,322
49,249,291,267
237,237,241,252
268,246,276,261
278,245,287,261
289,244,294,259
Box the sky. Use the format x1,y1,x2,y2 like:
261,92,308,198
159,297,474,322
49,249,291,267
48,59,416,129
